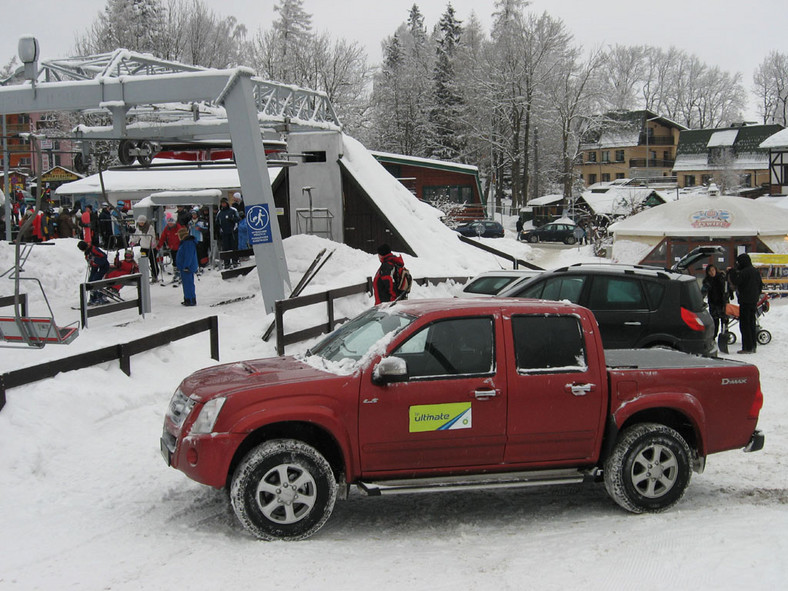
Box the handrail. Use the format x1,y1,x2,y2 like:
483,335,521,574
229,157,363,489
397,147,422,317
457,235,542,270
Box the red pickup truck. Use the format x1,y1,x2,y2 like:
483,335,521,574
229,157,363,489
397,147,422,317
161,298,764,540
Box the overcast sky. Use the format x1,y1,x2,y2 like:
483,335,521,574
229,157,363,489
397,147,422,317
4,0,787,118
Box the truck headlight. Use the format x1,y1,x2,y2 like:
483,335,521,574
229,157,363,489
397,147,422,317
190,398,226,434
166,388,196,432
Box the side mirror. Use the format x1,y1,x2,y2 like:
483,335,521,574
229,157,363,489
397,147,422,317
372,356,408,385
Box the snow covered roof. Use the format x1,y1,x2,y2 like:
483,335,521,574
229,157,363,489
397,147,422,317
610,193,788,237
371,151,479,173
760,127,788,149
340,136,465,260
528,194,563,206
707,129,738,147
55,164,282,200
580,187,669,216
673,152,770,172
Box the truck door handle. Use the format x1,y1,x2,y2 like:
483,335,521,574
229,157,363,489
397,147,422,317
473,389,497,399
624,321,642,326
565,383,596,396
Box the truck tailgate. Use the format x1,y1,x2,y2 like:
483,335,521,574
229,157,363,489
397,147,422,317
605,349,761,455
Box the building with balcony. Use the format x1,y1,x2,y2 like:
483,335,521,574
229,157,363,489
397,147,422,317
673,123,783,193
576,110,686,187
758,127,788,195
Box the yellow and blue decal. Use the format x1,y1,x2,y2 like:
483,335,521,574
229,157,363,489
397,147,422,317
409,402,472,433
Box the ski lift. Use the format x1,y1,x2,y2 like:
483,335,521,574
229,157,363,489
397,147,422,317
0,223,79,349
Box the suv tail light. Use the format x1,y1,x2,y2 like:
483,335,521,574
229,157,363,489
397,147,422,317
680,307,706,331
749,386,764,420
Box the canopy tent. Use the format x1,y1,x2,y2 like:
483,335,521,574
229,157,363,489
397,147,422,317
610,193,788,271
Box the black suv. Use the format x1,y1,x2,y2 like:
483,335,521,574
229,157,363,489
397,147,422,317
497,263,715,355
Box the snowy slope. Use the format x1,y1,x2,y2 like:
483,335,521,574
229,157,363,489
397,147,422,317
0,235,786,590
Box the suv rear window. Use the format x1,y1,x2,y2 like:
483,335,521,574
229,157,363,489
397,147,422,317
680,279,705,312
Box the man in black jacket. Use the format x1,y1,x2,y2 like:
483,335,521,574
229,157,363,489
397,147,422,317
728,253,763,354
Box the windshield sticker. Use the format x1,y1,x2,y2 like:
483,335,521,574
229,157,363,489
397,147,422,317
409,402,472,432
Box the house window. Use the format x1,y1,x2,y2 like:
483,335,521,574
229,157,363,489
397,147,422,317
423,185,474,204
615,150,625,162
588,174,597,184
684,175,696,187
601,173,611,182
601,151,609,163
663,151,670,162
587,152,597,163
616,173,625,180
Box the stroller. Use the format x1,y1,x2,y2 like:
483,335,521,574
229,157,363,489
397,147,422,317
719,294,772,349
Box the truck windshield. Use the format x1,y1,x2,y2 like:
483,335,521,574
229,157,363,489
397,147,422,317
307,308,416,367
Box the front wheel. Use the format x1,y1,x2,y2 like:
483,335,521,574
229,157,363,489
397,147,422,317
604,423,692,513
757,329,771,345
230,439,337,540
528,234,539,243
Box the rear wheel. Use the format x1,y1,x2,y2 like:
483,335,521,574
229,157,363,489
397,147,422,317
564,235,576,245
604,423,692,513
757,329,771,345
230,439,337,540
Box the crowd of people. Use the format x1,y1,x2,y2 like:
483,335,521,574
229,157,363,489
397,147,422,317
67,193,246,307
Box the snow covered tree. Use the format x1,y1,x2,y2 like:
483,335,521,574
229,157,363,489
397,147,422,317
754,51,788,126
426,4,465,161
77,0,167,54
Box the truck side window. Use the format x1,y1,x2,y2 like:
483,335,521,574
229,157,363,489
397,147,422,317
512,315,587,372
392,317,494,379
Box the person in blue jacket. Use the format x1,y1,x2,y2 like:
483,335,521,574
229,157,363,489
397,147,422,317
176,227,198,306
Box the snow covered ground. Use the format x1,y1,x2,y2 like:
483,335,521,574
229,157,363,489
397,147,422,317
1,231,786,590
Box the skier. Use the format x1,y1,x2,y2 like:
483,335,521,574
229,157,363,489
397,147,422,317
373,243,410,304
77,240,110,305
176,227,198,306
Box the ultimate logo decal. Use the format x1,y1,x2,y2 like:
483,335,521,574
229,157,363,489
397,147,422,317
409,402,472,433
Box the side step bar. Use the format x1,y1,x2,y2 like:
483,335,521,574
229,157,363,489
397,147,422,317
357,468,599,496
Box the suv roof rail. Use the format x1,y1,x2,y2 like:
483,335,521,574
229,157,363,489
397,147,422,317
557,261,677,280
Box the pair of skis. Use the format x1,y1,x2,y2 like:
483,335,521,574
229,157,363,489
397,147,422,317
262,248,335,342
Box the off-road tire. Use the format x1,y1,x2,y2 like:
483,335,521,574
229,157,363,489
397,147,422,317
230,439,337,541
604,423,692,513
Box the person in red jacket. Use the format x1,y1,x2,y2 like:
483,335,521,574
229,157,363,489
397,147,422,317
105,250,140,293
157,213,183,283
373,243,408,304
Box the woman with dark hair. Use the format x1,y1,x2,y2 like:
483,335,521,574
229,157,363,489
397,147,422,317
702,264,728,338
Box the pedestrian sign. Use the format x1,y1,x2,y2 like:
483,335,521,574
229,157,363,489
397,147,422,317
246,204,272,245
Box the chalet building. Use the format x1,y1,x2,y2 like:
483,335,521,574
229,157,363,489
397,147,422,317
372,151,485,221
673,123,783,193
576,110,686,187
759,127,788,195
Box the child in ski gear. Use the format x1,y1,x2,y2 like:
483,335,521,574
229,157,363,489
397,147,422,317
157,213,183,282
78,240,110,304
105,250,140,293
373,243,411,304
176,227,198,306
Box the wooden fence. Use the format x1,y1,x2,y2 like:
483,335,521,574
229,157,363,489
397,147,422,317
274,276,471,355
0,316,219,412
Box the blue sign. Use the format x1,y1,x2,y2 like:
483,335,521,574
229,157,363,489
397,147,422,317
246,204,272,244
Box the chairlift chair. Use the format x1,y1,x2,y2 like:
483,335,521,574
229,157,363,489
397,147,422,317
0,241,79,349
